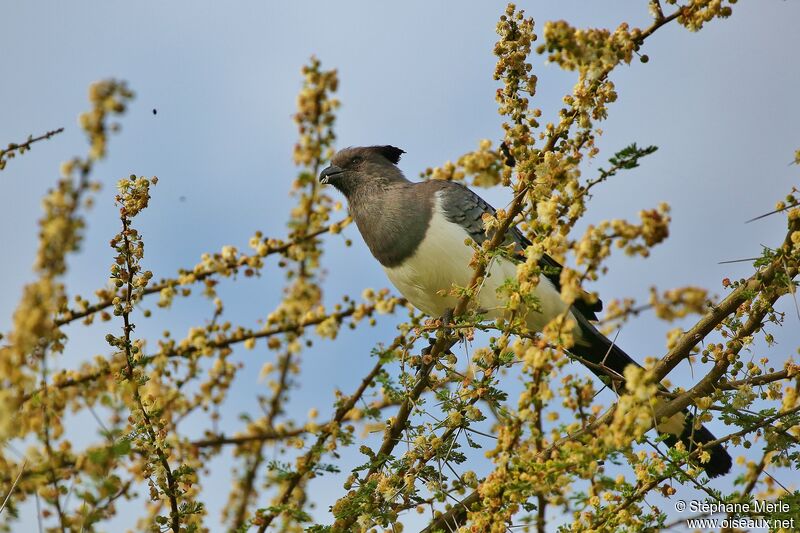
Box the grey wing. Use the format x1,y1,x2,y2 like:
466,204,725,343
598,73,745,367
436,180,602,320
434,180,522,247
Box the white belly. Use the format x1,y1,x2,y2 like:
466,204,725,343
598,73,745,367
383,203,576,332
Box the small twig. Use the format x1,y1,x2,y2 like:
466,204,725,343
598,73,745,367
717,256,759,265
35,491,43,533
39,352,67,533
0,127,64,171
231,345,294,528
255,347,396,530
745,202,799,223
0,459,27,515
651,0,665,21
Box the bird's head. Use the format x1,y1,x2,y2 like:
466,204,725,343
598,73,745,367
319,145,406,196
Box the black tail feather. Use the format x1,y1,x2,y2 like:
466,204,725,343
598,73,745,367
664,421,733,478
569,313,732,478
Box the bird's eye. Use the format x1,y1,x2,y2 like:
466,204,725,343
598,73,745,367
350,156,363,166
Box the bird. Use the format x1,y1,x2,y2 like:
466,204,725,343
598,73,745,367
319,144,732,478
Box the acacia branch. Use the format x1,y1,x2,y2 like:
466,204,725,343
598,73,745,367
25,299,390,404
653,229,798,382
193,397,401,449
418,9,778,530
255,351,394,531
55,220,347,327
653,225,799,423
231,350,294,527
0,128,64,171
590,403,800,529
715,368,792,390
426,402,800,533
118,215,180,533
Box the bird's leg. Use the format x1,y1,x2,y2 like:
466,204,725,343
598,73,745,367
421,308,458,360
437,307,468,345
421,337,437,357
422,308,466,364
440,307,454,328
421,336,455,357
441,307,471,347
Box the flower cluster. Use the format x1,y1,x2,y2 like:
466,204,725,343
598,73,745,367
422,139,508,187
2,81,131,449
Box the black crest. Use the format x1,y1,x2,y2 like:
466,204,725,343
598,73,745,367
372,145,405,164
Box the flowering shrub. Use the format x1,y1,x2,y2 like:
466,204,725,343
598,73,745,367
2,2,799,532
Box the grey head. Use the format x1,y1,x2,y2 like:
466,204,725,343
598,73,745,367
319,146,436,267
318,145,408,198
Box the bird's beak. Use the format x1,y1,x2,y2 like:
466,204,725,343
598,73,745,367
319,165,344,185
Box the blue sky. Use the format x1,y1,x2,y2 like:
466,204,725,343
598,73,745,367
2,1,800,531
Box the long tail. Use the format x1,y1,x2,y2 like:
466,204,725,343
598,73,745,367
569,313,732,478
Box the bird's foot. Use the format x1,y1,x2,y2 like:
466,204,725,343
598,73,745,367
439,308,468,345
421,332,456,357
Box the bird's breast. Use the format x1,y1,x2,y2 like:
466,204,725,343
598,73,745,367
383,208,476,317
382,199,576,331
